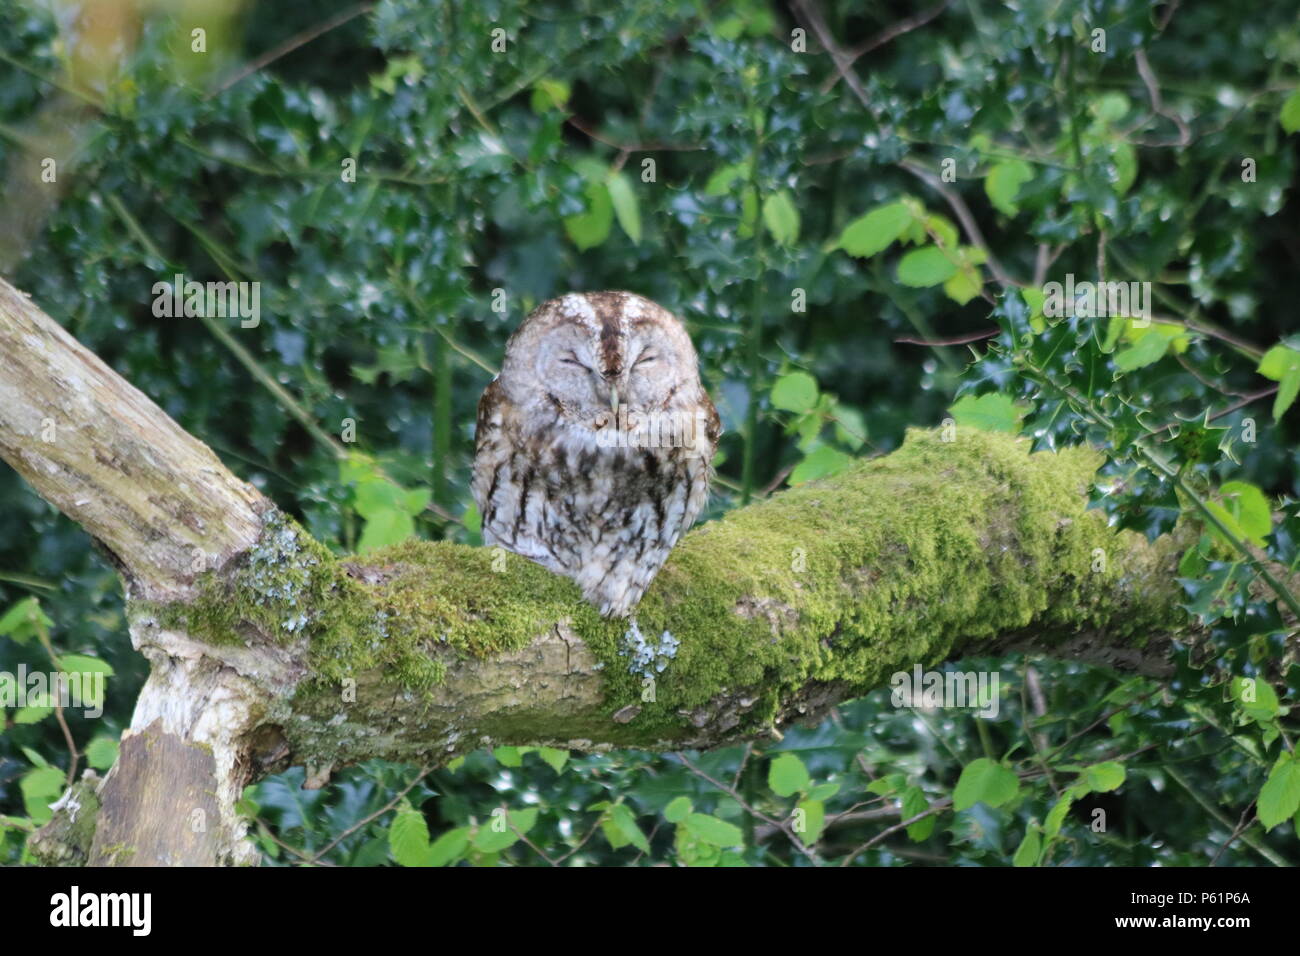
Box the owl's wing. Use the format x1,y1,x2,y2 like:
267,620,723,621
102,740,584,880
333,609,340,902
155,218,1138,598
670,388,722,540
472,379,566,568
700,389,722,452
471,378,507,526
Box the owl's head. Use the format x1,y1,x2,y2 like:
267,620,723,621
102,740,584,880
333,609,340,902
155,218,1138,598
499,291,705,427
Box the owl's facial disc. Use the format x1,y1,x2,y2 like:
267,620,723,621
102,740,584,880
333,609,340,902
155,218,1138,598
531,326,611,421
621,325,691,412
523,297,698,435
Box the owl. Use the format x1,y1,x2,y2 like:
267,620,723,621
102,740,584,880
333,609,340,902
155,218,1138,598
473,291,720,617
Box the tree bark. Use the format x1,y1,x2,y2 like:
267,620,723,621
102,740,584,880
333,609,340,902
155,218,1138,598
0,277,1194,865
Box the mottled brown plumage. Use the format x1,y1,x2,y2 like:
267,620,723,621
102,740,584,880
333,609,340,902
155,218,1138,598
473,292,720,617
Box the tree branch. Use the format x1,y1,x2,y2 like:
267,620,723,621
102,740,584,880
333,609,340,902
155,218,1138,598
0,278,1196,864
0,278,268,602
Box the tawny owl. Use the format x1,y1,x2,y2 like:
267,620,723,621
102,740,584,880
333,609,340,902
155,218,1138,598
473,291,720,617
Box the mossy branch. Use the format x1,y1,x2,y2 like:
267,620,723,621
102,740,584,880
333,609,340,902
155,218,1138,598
271,427,1191,763
127,427,1193,769
2,278,1197,861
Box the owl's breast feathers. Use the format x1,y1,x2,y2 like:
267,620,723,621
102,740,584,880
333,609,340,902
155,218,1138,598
472,380,718,617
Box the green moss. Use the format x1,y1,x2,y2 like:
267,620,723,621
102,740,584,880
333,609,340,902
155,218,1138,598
132,429,1186,742
306,537,617,692
133,511,618,697
97,842,136,865
30,777,101,866
141,511,333,648
572,427,1186,737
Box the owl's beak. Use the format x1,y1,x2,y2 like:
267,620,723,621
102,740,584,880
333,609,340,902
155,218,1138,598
600,366,624,413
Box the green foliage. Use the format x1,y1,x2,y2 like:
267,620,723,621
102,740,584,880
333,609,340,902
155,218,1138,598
770,371,818,414
985,160,1034,217
1257,344,1300,419
768,753,811,797
834,202,912,258
1281,90,1300,134
949,393,1024,434
953,758,1020,811
1257,753,1300,830
897,246,958,287
0,598,52,645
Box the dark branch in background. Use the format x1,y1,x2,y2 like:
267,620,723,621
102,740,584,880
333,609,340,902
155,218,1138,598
791,1,1017,292
563,115,704,154
896,159,1017,290
819,1,951,93
895,329,999,347
1129,49,1191,147
211,2,376,97
791,0,874,108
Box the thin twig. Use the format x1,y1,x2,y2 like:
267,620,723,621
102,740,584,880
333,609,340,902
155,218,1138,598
36,618,79,786
564,115,703,154
1130,49,1191,147
307,764,434,862
509,807,559,866
895,328,998,347
898,159,1017,288
1208,803,1255,866
552,816,606,864
759,463,796,496
820,1,950,93
838,799,953,865
212,3,375,97
675,753,822,865
253,817,333,866
791,0,873,110
1166,765,1286,867
1206,387,1279,422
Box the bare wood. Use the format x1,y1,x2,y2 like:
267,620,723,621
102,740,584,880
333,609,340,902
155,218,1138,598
90,721,227,866
0,277,268,602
